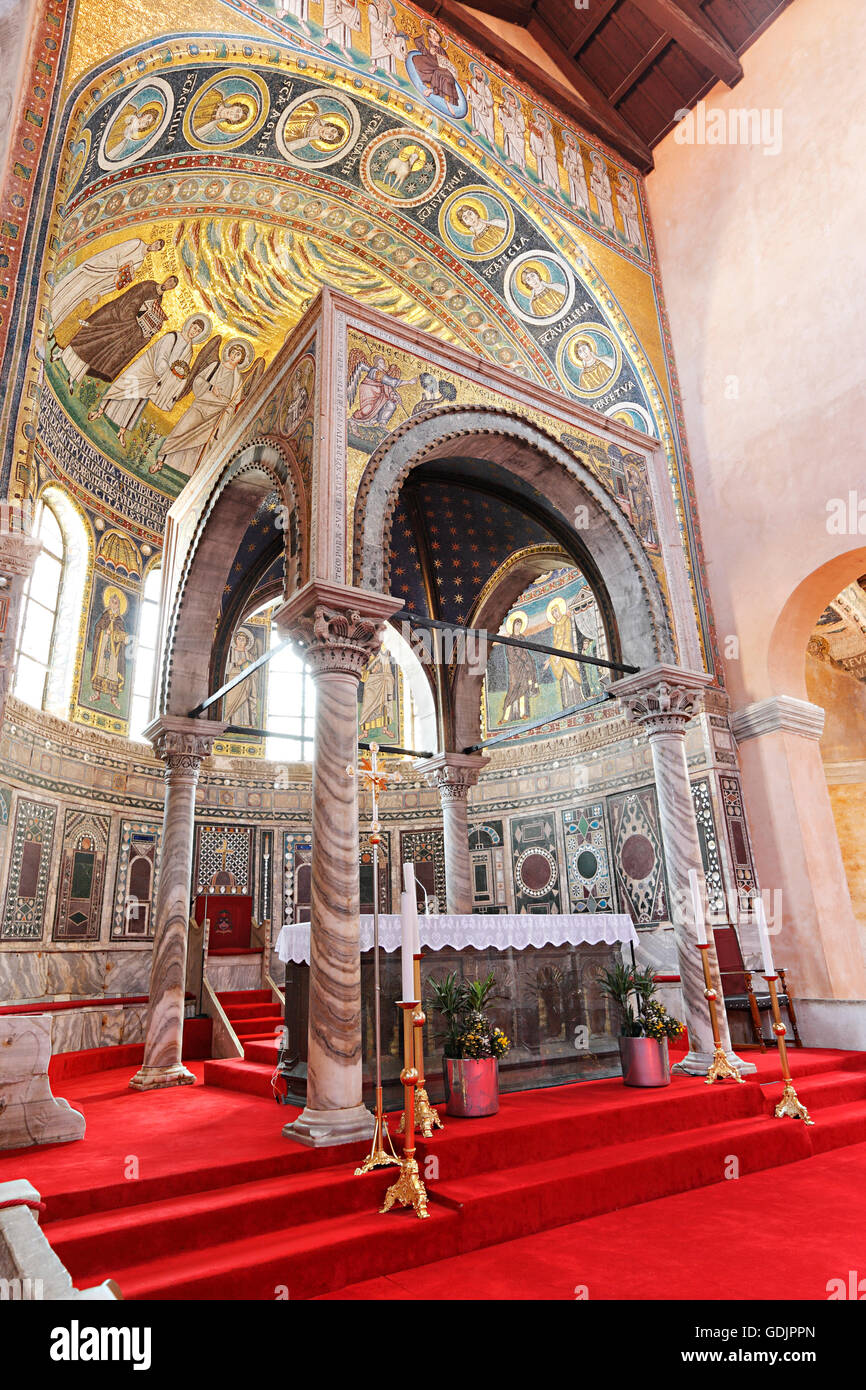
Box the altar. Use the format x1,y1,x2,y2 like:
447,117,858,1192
276,913,637,1106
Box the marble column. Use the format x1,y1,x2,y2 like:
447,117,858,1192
419,753,490,914
0,523,41,727
611,665,751,1076
130,717,224,1091
274,581,401,1147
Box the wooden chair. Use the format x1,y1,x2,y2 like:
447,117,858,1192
713,925,802,1050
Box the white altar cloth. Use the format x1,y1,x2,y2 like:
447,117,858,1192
276,913,636,964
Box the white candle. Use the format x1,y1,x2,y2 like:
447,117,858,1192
403,863,421,956
689,868,707,945
755,897,776,977
400,890,416,1002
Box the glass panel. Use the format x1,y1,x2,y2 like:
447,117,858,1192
138,602,159,648
30,552,61,607
14,655,46,707
19,602,54,663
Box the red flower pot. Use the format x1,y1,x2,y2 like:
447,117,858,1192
443,1057,499,1117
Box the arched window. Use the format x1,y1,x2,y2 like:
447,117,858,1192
129,565,162,741
265,619,316,761
13,490,88,715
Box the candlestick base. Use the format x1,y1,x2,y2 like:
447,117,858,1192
705,1044,745,1085
397,1085,444,1139
381,1155,429,1219
774,1080,815,1126
354,1111,399,1174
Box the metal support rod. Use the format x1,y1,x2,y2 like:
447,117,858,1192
222,725,434,759
392,610,639,676
463,692,614,752
188,638,293,717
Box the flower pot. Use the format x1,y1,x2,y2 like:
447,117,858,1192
442,1057,499,1117
618,1036,671,1088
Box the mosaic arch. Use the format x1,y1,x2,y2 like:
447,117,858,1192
0,1,718,718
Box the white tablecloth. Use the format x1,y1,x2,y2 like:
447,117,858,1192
275,913,636,964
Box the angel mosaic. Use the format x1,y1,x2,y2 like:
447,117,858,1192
347,349,418,428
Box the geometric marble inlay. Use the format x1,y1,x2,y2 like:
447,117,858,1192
1,798,57,941
562,801,615,913
607,785,668,924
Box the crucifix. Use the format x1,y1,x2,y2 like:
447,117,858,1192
347,741,403,1174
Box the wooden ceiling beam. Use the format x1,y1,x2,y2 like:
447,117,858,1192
526,14,654,166
607,33,671,105
415,0,654,170
566,0,619,58
627,0,743,86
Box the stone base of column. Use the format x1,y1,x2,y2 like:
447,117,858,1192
282,1103,375,1149
673,1049,756,1077
129,1063,196,1091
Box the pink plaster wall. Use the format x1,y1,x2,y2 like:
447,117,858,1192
646,0,866,709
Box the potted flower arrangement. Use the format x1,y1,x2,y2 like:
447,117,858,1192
598,961,684,1088
427,971,510,1117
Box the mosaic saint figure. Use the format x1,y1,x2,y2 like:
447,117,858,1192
192,90,254,140
87,313,211,446
275,0,311,32
412,25,461,109
529,109,559,193
368,0,407,76
347,351,418,427
90,587,127,710
280,102,346,154
223,628,259,727
571,336,616,393
518,263,565,319
501,613,538,723
359,648,396,733
49,237,164,329
467,64,495,144
497,89,526,171
615,172,642,247
544,596,587,706
106,103,160,160
60,277,178,391
321,0,361,53
562,133,590,212
454,201,507,255
590,151,616,232
150,339,252,477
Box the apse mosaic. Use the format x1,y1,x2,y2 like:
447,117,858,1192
73,575,140,737
483,569,608,743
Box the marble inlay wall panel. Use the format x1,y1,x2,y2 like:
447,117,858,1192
719,774,758,902
468,821,507,913
53,808,111,941
112,821,162,939
690,777,725,914
608,785,669,925
1,798,57,941
561,801,615,913
400,829,446,910
510,812,563,914
195,824,254,894
0,949,151,1004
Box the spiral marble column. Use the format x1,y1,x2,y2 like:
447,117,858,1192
419,753,490,914
275,581,401,1147
130,717,224,1092
611,666,750,1076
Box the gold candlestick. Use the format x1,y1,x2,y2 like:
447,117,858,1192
381,1001,429,1219
398,953,444,1139
697,943,744,1084
764,974,814,1124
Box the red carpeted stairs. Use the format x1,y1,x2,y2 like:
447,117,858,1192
28,1046,866,1300
203,989,284,1098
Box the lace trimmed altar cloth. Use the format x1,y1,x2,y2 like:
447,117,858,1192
275,913,637,964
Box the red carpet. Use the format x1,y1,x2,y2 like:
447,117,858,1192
2,1045,864,1300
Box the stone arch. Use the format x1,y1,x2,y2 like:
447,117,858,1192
353,407,673,715
156,440,304,718
768,545,866,700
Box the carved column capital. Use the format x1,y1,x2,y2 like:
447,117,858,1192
143,716,227,776
610,663,713,736
274,581,402,679
0,530,41,580
419,752,490,801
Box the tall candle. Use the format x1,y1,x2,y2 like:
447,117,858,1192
400,890,416,1001
755,896,776,977
403,862,420,955
689,868,707,945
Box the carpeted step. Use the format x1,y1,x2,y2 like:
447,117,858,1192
760,1067,866,1114
796,1099,866,1154
242,1039,281,1065
203,1059,276,1099
231,1015,284,1037
216,990,272,1006
45,1160,400,1281
93,1204,461,1302
222,1001,282,1020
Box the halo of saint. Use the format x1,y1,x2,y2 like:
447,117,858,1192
505,250,574,325
276,89,361,167
439,186,514,260
97,78,173,171
556,324,621,399
184,69,269,151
